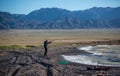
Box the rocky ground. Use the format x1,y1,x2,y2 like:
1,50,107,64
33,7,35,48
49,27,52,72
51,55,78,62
0,40,120,76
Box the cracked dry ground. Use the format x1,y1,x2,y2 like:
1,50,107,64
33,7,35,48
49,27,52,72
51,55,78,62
0,47,120,76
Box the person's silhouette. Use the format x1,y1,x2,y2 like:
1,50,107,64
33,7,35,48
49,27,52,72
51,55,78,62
43,40,52,56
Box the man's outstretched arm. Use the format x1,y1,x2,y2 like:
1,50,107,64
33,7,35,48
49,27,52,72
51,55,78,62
47,41,52,44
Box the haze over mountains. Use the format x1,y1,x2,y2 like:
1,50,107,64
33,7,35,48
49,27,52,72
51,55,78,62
0,7,120,29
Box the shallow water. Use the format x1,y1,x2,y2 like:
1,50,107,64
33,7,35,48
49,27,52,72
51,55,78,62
62,45,120,67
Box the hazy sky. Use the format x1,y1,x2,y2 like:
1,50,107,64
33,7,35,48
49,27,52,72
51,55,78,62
0,0,120,14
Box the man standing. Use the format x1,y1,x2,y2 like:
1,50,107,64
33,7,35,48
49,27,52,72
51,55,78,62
43,40,52,56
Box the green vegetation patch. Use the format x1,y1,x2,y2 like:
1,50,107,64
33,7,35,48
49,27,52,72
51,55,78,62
0,45,23,50
26,45,37,48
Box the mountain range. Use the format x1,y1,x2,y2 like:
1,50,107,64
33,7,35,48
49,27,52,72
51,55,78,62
0,7,120,29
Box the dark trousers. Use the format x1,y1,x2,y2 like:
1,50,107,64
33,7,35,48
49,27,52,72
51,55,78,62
44,47,47,56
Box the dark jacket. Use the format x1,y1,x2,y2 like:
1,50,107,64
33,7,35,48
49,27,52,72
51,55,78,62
44,40,51,48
